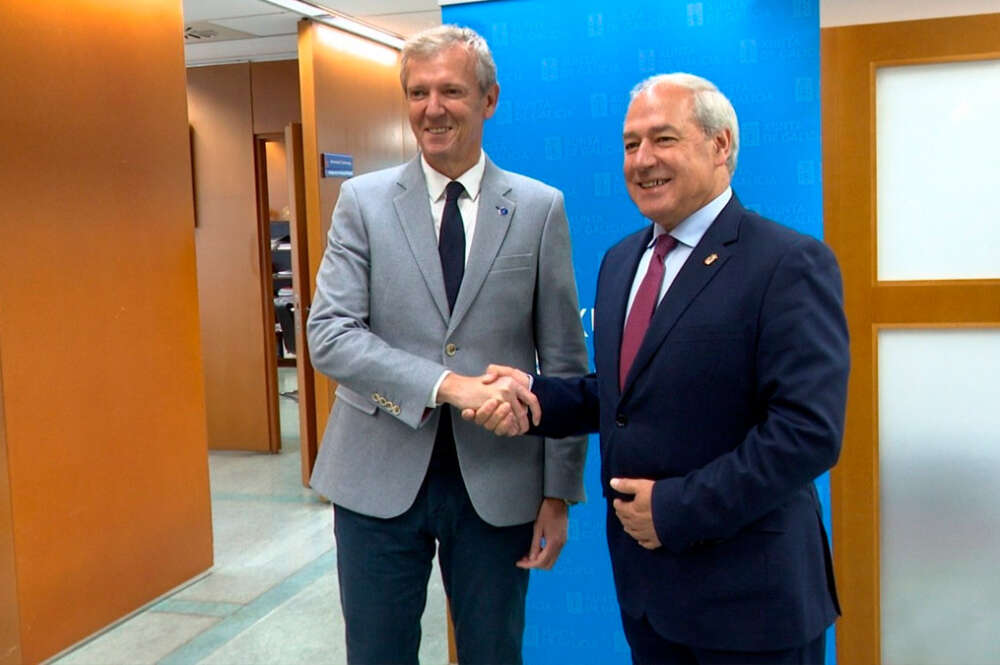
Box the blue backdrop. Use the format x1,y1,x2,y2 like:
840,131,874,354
442,2,829,662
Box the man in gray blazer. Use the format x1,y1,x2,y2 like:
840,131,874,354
306,24,588,665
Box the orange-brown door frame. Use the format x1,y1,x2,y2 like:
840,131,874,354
285,122,319,484
253,132,285,454
822,13,1000,664
0,348,22,665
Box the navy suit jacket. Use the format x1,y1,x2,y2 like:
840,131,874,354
533,196,848,651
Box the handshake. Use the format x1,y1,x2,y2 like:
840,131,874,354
437,364,539,437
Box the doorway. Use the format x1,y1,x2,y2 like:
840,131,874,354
822,13,1000,664
254,125,319,480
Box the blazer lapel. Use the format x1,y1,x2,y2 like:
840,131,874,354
621,196,744,394
393,156,451,323
448,158,514,330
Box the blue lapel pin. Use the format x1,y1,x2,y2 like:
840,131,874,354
496,206,508,216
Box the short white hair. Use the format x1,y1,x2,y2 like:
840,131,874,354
630,73,739,174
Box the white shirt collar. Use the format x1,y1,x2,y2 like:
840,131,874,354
420,151,486,203
651,186,732,248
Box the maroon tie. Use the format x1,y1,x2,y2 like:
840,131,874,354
619,233,678,390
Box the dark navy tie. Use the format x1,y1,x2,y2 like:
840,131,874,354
439,181,466,312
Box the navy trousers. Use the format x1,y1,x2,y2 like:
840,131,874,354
333,414,534,665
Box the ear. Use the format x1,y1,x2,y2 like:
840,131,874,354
482,83,500,119
712,128,732,167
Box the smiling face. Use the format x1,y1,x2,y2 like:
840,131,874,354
404,44,498,179
623,83,732,231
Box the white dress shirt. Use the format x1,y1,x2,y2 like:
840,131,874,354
421,151,486,267
422,151,487,406
624,187,732,325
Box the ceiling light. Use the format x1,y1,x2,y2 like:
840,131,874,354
316,14,405,50
260,0,404,50
260,0,326,17
315,26,399,66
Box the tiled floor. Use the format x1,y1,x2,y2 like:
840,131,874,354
49,368,449,665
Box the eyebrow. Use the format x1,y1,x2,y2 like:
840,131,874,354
622,123,682,139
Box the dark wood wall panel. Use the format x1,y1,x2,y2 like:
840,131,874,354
0,1,213,661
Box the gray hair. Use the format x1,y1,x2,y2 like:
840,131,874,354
630,73,740,174
400,25,497,95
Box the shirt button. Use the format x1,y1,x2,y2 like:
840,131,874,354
445,343,458,357
615,414,627,428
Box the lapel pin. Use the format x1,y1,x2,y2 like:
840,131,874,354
496,206,508,216
704,253,719,266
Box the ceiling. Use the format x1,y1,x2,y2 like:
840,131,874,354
182,0,442,66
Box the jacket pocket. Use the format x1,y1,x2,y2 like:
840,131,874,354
746,508,789,534
335,385,377,415
490,252,534,273
669,324,745,343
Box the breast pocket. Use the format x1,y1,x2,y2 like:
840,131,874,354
660,324,750,398
669,324,746,343
489,252,534,274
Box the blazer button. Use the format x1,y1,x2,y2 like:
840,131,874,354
445,343,458,357
615,414,627,428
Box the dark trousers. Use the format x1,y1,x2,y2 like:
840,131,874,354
621,612,826,665
333,414,533,665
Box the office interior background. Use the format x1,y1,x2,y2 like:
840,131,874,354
1,0,998,664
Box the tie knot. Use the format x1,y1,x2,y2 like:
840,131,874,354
445,181,465,202
653,233,678,261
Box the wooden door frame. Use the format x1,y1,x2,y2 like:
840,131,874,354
0,346,23,665
284,122,319,485
253,132,285,454
822,13,1000,664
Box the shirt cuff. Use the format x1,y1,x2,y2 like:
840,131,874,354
428,370,451,408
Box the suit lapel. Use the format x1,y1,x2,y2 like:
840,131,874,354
621,197,744,395
393,156,451,323
448,158,514,330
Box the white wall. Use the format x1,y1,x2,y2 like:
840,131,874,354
821,0,1000,27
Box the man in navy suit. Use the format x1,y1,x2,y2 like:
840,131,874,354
467,73,849,664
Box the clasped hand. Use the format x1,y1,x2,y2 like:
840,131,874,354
439,365,539,436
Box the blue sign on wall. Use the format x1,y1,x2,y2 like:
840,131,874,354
442,1,829,663
322,152,354,178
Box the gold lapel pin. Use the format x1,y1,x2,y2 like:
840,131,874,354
704,253,719,266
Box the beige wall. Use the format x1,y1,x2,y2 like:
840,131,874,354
821,0,1000,25
0,1,213,662
266,141,291,219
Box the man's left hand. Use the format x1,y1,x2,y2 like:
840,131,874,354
610,478,661,550
516,497,568,569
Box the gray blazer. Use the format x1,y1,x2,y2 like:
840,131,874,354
307,155,588,527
